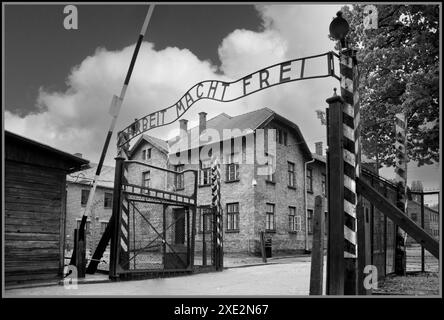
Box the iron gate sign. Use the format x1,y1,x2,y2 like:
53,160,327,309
118,51,338,146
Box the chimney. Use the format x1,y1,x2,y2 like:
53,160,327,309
179,119,188,134
315,142,323,156
73,153,82,158
199,112,207,135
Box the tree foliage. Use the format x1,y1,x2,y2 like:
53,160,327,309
334,5,439,167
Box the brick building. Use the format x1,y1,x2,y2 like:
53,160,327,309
65,162,115,255
406,199,440,244
128,108,314,254
305,142,328,251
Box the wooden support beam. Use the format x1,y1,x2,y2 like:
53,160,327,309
310,196,324,295
356,177,439,259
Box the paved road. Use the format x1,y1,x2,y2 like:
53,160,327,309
5,257,326,296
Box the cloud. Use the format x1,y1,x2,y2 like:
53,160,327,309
5,43,223,164
216,4,341,148
218,29,288,78
5,5,342,166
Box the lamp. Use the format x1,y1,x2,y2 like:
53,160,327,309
329,11,350,48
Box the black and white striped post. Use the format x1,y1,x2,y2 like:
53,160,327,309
394,112,407,275
327,11,361,295
211,157,223,270
340,48,360,295
117,133,131,270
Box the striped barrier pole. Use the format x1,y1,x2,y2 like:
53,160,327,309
394,112,407,275
211,157,223,270
77,4,155,236
339,48,360,294
86,6,155,275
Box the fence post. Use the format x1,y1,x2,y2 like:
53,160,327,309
190,172,198,269
76,230,86,278
162,204,166,267
109,156,124,278
310,196,324,295
421,193,425,272
260,231,267,263
357,203,372,294
202,209,207,266
394,113,407,275
326,90,345,295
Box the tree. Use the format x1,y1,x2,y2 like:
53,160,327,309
332,5,439,167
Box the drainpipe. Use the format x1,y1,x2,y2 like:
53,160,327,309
304,158,315,252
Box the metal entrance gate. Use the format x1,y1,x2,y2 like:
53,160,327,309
125,200,191,271
194,206,217,269
109,158,199,279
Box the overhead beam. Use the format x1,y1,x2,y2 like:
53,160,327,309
356,177,439,259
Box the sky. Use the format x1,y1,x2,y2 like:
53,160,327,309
3,3,441,197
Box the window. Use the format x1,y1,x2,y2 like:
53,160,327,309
307,209,313,234
104,192,113,209
227,203,240,231
325,212,328,235
266,203,275,231
100,221,108,234
226,153,240,182
289,207,301,232
288,162,295,187
199,160,211,186
266,153,275,182
283,131,288,146
307,168,313,193
142,171,150,188
142,148,152,160
411,213,417,222
321,173,326,196
276,129,283,144
76,219,91,234
81,189,90,206
175,165,184,190
199,206,212,233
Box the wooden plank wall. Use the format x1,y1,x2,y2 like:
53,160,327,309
5,160,66,285
361,171,398,278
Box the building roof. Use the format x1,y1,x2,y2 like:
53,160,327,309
310,152,374,165
168,107,313,161
66,163,115,189
129,133,169,157
409,199,440,214
311,153,326,163
5,130,89,173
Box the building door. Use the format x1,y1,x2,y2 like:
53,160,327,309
174,209,185,245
